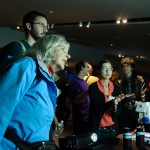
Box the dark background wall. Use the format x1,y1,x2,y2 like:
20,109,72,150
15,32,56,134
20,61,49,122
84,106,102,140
0,27,149,84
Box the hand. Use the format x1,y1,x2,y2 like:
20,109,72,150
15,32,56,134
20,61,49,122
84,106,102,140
113,102,118,112
114,93,135,104
113,94,125,112
54,121,64,136
113,93,135,112
114,94,125,104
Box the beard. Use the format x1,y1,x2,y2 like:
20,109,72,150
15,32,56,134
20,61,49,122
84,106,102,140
30,30,45,41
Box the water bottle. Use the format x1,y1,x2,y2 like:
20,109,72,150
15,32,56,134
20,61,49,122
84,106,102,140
55,120,64,136
136,127,145,148
123,127,132,149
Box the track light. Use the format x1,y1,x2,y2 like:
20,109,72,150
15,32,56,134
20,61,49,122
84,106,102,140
122,19,127,23
16,25,23,30
79,22,83,27
14,17,150,31
118,54,122,57
116,20,121,24
86,22,90,28
16,26,20,29
118,54,124,57
116,19,128,24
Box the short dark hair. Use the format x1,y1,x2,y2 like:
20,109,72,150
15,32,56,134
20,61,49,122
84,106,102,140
97,59,112,78
121,57,135,68
22,10,47,33
75,60,87,74
97,59,112,69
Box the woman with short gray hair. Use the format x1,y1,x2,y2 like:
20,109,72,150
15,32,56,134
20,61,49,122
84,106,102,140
0,34,70,149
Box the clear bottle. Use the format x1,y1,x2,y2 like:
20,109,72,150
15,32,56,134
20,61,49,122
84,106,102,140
136,127,145,148
123,127,132,149
55,120,64,136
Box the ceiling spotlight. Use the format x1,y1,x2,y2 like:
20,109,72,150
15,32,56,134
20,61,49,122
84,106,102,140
116,20,121,24
79,22,83,27
16,26,20,29
118,54,122,57
139,56,145,58
16,26,23,30
122,19,127,23
49,10,54,14
110,43,114,47
86,22,90,28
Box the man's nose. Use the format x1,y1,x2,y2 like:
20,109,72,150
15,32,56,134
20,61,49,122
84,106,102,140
43,27,48,33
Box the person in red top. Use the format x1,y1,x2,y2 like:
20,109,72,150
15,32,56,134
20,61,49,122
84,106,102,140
88,59,124,133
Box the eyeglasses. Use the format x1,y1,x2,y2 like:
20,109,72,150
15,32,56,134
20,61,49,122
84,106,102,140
101,67,113,71
32,22,50,30
85,66,90,68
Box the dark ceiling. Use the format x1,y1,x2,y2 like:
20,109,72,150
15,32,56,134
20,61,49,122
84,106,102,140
1,0,150,60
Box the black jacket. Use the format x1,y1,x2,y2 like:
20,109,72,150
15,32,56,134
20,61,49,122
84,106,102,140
88,82,122,132
120,73,147,102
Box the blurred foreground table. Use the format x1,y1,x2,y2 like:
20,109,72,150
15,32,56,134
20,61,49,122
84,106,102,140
95,134,150,150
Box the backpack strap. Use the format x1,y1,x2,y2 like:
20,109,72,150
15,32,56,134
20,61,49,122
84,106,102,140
18,41,27,52
4,128,59,150
4,128,34,150
85,75,90,82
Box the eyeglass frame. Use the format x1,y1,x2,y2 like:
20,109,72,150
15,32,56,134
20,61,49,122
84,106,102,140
101,67,113,71
85,65,90,68
32,22,50,30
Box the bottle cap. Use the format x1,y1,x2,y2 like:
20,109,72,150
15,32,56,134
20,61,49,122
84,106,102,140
124,127,131,132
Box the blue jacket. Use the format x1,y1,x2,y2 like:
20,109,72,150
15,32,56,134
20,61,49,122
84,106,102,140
0,57,58,149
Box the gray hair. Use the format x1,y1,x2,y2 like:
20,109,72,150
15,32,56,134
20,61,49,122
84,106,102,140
24,34,70,80
25,34,69,64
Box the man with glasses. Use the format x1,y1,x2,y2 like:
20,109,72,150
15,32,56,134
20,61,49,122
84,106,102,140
0,10,49,70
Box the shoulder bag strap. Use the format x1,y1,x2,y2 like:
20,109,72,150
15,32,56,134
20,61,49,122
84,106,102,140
85,75,90,82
